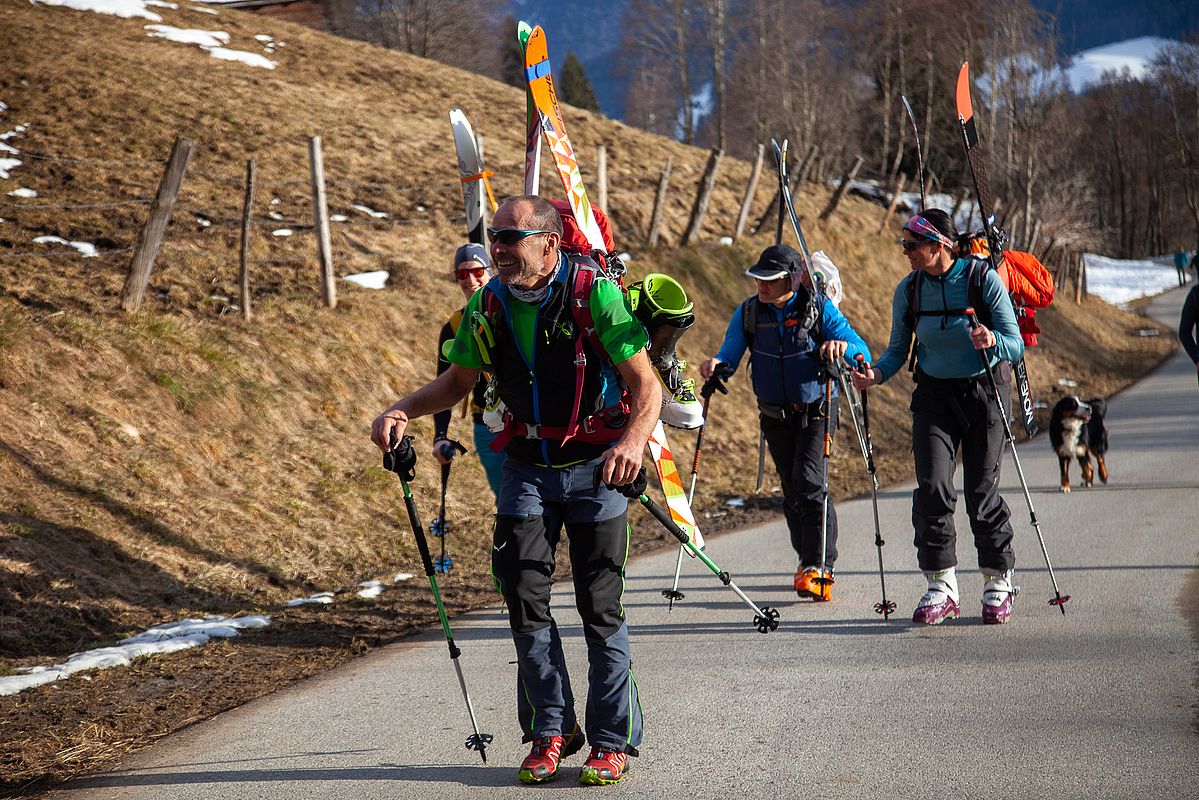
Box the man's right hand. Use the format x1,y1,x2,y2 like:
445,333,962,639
851,367,881,391
699,357,721,380
371,408,408,453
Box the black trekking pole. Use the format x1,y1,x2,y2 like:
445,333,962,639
600,466,780,634
664,365,732,609
901,95,926,211
383,433,494,761
847,353,895,618
813,373,835,597
429,439,468,574
965,309,1070,615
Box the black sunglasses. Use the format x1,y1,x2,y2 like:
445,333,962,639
899,239,927,253
487,227,553,246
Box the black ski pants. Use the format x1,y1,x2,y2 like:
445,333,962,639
760,399,839,568
909,367,1015,573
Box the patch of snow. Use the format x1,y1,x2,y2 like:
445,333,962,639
724,497,745,508
189,4,219,13
1134,328,1161,337
286,591,335,607
206,47,276,70
342,271,389,289
195,214,211,227
254,34,273,42
33,236,99,257
270,197,281,205
1058,379,1078,387
0,615,269,696
0,158,21,179
352,204,388,219
0,101,7,113
356,580,384,599
1083,253,1181,306
145,24,229,48
8,187,37,198
392,572,415,583
271,228,293,237
0,141,19,154
31,0,162,21
268,211,284,220
718,236,733,246
1066,37,1176,93
145,0,176,7
330,214,348,222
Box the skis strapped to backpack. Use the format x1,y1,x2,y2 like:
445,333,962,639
449,108,493,245
520,23,705,554
517,21,542,196
955,62,1038,438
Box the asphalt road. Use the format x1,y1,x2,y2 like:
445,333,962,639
55,289,1198,799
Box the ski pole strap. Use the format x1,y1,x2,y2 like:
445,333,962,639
459,169,498,212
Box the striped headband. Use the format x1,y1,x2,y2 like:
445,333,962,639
903,215,955,248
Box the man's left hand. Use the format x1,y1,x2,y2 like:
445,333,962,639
818,340,848,363
970,324,996,350
600,441,642,487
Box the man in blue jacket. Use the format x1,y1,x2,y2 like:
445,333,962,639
700,244,871,601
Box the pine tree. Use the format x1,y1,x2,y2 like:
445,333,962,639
560,52,601,112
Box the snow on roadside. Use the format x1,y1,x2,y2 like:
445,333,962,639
343,271,388,289
0,615,270,697
1083,253,1182,306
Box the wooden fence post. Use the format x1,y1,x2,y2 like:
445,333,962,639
819,154,864,221
878,172,908,233
597,144,607,215
733,143,765,241
308,135,336,309
680,148,724,246
239,158,255,322
121,135,193,313
646,155,673,247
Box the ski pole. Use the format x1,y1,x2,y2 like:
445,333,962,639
774,139,787,245
848,353,895,618
430,439,467,574
814,373,834,596
599,466,780,634
965,310,1070,614
664,366,732,609
754,430,767,494
384,433,494,761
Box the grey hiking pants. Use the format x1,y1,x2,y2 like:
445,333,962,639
491,456,643,755
910,367,1016,573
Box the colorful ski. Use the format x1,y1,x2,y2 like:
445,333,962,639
449,108,488,245
648,421,705,551
901,95,926,211
522,25,606,252
955,62,1038,438
517,21,541,196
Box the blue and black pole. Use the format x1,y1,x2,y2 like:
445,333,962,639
429,438,467,574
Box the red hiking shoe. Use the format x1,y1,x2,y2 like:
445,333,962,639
578,747,629,785
517,723,584,784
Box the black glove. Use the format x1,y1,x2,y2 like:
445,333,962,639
384,432,417,481
593,465,649,499
700,363,734,399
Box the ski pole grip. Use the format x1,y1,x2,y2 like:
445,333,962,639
592,465,649,499
965,307,980,329
384,433,417,480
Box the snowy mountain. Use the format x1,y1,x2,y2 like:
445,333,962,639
1064,36,1180,92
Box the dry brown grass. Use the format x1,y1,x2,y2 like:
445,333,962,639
0,0,1174,672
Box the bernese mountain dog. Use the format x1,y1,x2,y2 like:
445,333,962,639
1048,395,1109,492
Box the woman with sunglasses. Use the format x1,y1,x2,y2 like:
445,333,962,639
851,209,1024,625
431,243,505,495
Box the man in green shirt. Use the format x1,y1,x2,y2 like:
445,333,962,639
371,195,659,786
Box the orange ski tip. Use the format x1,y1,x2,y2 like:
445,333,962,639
956,62,973,122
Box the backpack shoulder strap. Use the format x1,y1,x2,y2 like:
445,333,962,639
741,296,758,345
905,271,923,372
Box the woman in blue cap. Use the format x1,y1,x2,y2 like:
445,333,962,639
852,209,1024,625
432,242,505,495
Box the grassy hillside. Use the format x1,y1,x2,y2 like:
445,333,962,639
0,1,1175,789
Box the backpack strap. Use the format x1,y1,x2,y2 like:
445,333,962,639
741,296,758,344
562,257,598,444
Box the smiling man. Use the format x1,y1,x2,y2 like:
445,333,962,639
371,195,659,786
699,243,870,601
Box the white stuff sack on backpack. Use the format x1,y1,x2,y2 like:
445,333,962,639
810,251,844,306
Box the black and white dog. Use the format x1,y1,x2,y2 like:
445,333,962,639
1048,395,1109,492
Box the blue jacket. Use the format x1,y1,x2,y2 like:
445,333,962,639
715,290,871,405
874,258,1024,382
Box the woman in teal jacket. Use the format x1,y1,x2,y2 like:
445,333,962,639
853,209,1024,626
